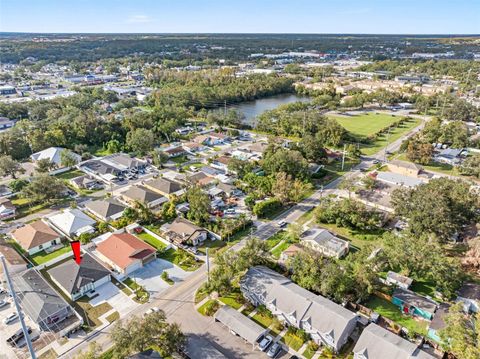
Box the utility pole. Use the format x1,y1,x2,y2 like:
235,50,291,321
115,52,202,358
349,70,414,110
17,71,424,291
206,248,210,284
0,255,37,359
341,144,347,171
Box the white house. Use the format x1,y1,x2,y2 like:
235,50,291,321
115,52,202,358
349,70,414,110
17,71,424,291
48,208,96,237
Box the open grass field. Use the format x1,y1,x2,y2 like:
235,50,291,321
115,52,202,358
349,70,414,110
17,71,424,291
330,113,401,137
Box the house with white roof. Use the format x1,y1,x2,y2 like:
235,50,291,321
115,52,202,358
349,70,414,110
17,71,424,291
48,208,96,237
31,147,81,173
301,227,349,259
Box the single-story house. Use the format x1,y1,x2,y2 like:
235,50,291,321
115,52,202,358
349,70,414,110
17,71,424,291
300,227,349,259
0,197,16,219
188,172,216,187
121,185,168,208
143,178,184,199
211,156,231,172
392,288,437,320
387,160,422,177
70,175,103,190
0,241,28,275
456,282,480,313
165,217,208,246
0,184,13,197
217,182,240,198
182,141,205,153
376,172,424,188
240,266,358,352
13,269,81,331
163,146,187,158
214,305,267,347
280,243,305,262
85,198,126,222
434,148,463,166
47,253,111,300
48,208,96,237
386,271,413,290
11,220,62,255
127,349,163,359
95,232,156,274
427,303,450,343
193,132,228,146
353,323,435,359
31,147,81,169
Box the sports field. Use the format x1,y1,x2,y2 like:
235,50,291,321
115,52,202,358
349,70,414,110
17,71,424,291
329,112,402,138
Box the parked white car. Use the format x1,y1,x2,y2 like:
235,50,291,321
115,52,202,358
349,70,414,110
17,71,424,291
3,312,18,324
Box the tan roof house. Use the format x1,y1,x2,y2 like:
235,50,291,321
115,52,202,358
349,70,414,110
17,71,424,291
143,178,184,199
11,220,62,255
388,160,422,177
165,218,208,246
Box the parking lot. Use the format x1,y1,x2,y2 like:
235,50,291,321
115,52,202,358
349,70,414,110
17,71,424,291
131,259,191,297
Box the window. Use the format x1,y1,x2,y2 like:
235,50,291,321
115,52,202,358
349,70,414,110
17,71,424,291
38,244,43,250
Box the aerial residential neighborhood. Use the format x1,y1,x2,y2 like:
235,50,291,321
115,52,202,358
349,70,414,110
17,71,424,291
0,2,479,359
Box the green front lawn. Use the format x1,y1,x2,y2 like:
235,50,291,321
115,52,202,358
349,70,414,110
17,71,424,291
158,248,203,271
281,331,305,351
123,278,149,303
29,245,71,265
302,343,319,359
197,299,220,316
218,291,245,310
106,311,120,323
198,239,227,255
270,240,292,259
265,231,286,250
365,296,428,335
251,311,274,328
136,231,167,250
76,296,113,329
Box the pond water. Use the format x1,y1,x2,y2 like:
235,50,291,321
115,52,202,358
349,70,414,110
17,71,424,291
227,93,310,126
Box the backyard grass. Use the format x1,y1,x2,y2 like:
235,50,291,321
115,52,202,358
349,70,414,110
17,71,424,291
395,153,459,177
136,231,167,250
251,311,274,329
55,169,85,180
169,155,189,164
195,287,209,304
281,331,305,351
106,311,120,323
316,221,384,251
365,296,428,335
29,245,71,265
158,248,203,271
410,279,437,299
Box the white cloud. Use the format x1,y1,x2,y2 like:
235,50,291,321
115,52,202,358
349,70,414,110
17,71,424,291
126,15,152,24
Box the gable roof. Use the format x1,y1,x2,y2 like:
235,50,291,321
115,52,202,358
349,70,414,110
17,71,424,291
48,208,96,235
393,288,437,314
214,305,265,344
13,269,74,325
31,147,80,166
11,220,61,250
389,160,422,171
166,217,206,244
86,198,126,219
47,253,110,295
353,323,435,359
0,241,27,271
145,178,182,195
301,228,349,255
241,266,357,346
96,232,156,270
122,185,167,205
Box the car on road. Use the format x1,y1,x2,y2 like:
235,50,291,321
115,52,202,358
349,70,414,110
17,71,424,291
224,208,235,215
267,342,282,358
277,220,287,228
144,307,160,316
0,299,10,308
372,160,380,164
3,312,18,324
258,334,273,351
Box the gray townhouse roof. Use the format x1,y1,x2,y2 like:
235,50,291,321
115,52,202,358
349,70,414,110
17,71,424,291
241,266,357,344
214,305,266,344
47,253,110,295
393,288,437,314
12,269,74,325
353,323,435,359
429,303,449,331
102,153,146,171
85,198,126,219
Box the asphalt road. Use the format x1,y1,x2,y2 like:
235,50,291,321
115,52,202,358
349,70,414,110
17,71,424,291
57,114,429,359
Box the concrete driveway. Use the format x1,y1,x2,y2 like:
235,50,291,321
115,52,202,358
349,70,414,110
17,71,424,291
88,282,137,315
130,259,190,297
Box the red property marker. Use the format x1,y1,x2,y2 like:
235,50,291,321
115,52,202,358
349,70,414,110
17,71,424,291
71,240,82,265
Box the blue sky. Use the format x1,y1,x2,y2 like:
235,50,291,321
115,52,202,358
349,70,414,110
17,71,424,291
0,0,478,34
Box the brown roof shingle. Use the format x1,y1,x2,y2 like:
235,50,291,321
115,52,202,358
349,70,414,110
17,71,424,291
11,220,61,250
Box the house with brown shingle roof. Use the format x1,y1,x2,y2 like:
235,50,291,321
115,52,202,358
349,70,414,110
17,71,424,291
165,217,207,246
10,220,62,255
143,178,184,199
95,232,156,274
121,185,168,208
0,240,27,275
